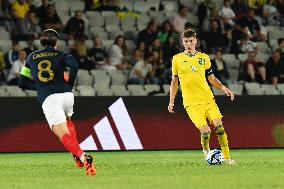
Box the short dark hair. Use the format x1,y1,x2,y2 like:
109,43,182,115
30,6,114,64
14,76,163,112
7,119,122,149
274,48,282,54
40,29,59,47
215,48,223,54
182,29,197,38
278,38,284,45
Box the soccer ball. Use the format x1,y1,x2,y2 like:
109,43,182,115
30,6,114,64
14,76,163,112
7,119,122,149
206,149,224,165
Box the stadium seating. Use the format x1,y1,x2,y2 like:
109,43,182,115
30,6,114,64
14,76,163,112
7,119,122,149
144,84,160,94
162,84,170,95
26,90,37,97
222,54,239,69
96,88,113,96
6,86,26,97
261,84,281,95
77,70,93,86
0,0,283,98
77,85,95,96
111,85,130,96
228,69,239,82
212,87,225,95
127,85,147,96
228,84,243,95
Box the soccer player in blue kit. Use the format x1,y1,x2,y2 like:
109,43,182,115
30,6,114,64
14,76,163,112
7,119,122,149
18,29,96,176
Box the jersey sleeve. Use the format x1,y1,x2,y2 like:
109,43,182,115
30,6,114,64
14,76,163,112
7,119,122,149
18,54,36,90
204,54,211,70
64,53,78,87
20,54,33,79
172,56,178,76
204,54,213,76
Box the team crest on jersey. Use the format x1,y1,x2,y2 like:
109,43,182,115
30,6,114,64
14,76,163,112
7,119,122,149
191,66,197,72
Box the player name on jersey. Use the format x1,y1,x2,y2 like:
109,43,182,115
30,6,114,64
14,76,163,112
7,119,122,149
32,52,58,59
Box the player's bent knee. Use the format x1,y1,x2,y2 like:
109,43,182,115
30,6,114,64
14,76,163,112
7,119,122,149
212,118,222,127
214,125,225,135
199,125,211,133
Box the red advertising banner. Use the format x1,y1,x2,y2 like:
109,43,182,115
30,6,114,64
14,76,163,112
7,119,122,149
0,96,283,152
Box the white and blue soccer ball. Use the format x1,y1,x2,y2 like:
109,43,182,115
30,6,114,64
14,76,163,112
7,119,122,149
206,149,224,165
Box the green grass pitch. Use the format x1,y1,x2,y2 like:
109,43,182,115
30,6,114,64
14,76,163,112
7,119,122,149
0,149,284,189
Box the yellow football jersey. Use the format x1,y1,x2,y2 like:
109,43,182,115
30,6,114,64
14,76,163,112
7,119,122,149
172,51,214,106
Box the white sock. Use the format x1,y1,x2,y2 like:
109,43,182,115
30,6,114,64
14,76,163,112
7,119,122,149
80,152,85,162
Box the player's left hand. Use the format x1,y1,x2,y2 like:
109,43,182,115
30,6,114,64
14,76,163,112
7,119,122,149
221,85,234,101
168,102,175,113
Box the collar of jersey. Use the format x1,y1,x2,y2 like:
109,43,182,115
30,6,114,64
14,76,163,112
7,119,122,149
184,51,198,57
44,46,55,50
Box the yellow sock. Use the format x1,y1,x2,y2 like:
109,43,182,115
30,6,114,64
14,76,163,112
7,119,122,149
215,125,230,159
201,132,210,151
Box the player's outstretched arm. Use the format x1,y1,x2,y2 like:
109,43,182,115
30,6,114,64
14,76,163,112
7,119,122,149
18,66,36,91
168,75,178,113
207,74,234,101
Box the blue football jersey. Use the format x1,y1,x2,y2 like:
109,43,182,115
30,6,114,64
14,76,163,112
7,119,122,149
24,47,78,104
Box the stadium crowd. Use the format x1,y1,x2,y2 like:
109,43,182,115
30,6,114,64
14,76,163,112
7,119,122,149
0,0,284,96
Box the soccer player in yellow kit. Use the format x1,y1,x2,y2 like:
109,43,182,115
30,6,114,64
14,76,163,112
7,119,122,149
168,29,235,165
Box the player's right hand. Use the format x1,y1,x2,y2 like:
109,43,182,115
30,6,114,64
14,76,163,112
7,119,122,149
168,102,175,113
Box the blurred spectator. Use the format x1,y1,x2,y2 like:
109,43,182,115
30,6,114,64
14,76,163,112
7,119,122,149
23,38,37,55
266,48,284,84
235,8,260,38
70,37,93,70
236,33,258,53
152,50,166,85
36,0,50,21
162,35,180,69
128,52,156,85
4,41,21,69
25,0,36,14
24,11,41,38
203,20,228,53
197,0,216,31
0,0,10,26
9,0,29,40
203,8,222,32
276,0,284,19
278,38,284,55
158,20,177,45
136,41,146,61
231,0,247,19
219,0,235,26
10,0,29,19
40,4,63,31
84,0,102,11
64,10,85,40
171,4,188,33
263,0,280,25
247,0,266,16
88,36,111,70
240,51,266,83
7,50,26,85
108,35,130,70
11,11,41,40
148,38,163,60
235,8,267,42
137,20,158,49
0,48,5,83
211,49,231,86
129,48,142,66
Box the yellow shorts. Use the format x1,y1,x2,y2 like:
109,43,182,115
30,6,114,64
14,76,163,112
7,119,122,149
185,102,223,128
